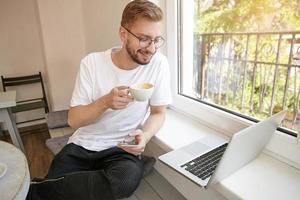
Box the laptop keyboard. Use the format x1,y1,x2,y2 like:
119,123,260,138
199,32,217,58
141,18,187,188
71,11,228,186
180,143,228,180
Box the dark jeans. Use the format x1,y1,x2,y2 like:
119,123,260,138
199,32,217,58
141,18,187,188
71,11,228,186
27,143,144,200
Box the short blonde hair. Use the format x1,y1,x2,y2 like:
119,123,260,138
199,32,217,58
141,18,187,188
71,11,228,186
121,0,163,28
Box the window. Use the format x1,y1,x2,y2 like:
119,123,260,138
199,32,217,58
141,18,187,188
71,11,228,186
176,0,300,136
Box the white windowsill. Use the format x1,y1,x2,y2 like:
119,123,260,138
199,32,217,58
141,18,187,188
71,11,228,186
152,108,230,151
214,153,300,200
151,108,300,200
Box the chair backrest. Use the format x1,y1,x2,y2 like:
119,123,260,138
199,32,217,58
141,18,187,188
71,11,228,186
1,72,49,113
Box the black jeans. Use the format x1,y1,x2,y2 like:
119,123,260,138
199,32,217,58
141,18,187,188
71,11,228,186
27,143,144,200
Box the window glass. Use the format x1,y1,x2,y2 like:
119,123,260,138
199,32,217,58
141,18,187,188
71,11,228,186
179,0,300,135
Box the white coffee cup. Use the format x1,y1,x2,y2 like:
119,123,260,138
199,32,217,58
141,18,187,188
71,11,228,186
129,83,154,101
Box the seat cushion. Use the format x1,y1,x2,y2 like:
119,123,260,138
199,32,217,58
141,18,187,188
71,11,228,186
46,134,71,155
46,110,69,129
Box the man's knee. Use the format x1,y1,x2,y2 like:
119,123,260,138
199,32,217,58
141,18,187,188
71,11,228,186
112,177,142,199
109,162,144,199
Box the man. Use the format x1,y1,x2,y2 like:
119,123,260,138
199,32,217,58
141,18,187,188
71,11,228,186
27,0,171,199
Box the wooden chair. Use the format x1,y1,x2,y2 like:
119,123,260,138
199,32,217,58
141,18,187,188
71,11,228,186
1,72,49,124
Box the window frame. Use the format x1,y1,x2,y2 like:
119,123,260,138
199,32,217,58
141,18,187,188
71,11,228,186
165,0,300,168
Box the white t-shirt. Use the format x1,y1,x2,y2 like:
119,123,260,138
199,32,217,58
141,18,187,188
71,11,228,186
68,47,172,151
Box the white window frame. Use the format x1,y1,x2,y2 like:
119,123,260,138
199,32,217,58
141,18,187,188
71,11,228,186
165,0,300,168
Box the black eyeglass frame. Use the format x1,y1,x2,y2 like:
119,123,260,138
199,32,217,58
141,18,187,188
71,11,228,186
122,26,165,49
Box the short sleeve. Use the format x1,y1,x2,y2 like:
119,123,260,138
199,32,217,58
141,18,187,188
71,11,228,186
70,58,93,107
150,56,172,106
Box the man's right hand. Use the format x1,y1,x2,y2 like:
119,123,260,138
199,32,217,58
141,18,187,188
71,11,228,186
102,86,134,110
68,86,134,129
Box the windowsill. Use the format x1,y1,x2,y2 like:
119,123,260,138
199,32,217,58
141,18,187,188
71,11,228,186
152,108,229,151
151,108,300,200
214,153,300,200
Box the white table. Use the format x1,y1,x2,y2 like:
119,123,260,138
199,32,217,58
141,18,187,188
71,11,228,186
0,91,25,152
0,141,30,200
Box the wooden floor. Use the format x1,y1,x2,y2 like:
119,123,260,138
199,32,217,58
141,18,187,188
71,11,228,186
0,124,186,200
0,123,54,178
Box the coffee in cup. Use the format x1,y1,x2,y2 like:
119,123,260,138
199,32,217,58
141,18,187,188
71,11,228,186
129,83,154,101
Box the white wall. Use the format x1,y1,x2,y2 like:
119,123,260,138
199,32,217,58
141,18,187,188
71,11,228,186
37,0,86,111
0,0,46,76
0,0,49,124
81,0,129,53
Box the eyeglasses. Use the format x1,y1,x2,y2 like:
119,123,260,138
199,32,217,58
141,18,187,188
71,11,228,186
122,26,165,49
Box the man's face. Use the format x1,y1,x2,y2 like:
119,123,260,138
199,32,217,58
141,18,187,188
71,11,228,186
123,19,163,65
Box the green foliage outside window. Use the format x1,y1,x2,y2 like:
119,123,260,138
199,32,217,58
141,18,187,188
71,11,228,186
192,0,300,133
195,0,300,33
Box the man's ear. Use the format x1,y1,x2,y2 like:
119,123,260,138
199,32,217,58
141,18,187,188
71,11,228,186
119,26,127,43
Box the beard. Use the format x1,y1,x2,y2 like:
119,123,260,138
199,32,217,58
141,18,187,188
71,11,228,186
125,42,156,65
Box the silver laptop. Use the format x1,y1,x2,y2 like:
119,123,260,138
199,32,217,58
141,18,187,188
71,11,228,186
159,110,287,187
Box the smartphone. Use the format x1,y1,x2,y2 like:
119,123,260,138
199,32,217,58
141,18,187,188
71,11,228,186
118,139,137,147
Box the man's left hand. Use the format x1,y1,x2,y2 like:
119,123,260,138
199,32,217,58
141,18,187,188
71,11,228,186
118,129,147,156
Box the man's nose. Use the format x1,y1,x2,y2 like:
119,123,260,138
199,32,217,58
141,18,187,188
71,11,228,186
145,41,156,54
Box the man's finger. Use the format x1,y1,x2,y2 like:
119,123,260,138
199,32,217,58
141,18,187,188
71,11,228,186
116,97,133,103
118,89,130,97
116,86,129,91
